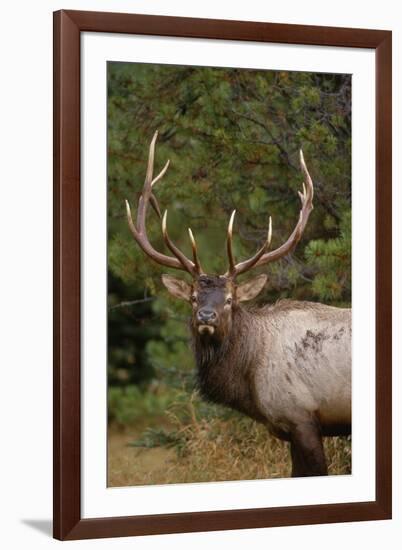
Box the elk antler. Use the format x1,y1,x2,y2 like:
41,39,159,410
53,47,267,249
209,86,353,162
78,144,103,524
225,150,314,278
125,131,203,277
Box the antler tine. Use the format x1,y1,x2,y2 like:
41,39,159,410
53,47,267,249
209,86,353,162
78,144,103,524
227,149,314,278
148,159,170,219
298,182,307,204
226,210,237,276
267,215,272,246
146,131,158,183
125,132,199,275
125,199,138,239
151,159,170,187
161,211,197,275
125,198,181,269
225,215,273,277
149,160,170,219
188,228,204,275
136,132,157,231
299,149,314,203
149,194,162,218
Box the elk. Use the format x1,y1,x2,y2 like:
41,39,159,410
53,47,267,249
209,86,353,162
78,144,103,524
125,132,351,477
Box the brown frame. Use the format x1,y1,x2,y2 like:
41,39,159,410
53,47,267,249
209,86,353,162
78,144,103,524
53,9,392,541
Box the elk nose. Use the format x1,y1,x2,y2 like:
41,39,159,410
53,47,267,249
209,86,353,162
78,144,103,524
197,308,217,323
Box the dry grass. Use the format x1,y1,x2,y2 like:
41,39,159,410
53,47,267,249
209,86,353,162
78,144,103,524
108,424,177,487
108,396,351,487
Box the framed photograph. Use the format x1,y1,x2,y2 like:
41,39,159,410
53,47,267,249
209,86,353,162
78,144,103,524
53,10,392,540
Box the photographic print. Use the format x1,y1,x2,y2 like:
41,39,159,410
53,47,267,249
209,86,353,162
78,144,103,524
107,62,352,487
54,10,392,539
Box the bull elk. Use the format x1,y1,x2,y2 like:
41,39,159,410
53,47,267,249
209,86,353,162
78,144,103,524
125,132,351,477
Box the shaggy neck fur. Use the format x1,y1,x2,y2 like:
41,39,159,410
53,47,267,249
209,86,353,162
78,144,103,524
191,306,266,422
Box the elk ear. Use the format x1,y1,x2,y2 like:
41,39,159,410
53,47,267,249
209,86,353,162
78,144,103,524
236,274,267,302
161,274,192,301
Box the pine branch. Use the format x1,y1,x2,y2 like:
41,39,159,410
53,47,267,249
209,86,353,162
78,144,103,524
109,297,155,310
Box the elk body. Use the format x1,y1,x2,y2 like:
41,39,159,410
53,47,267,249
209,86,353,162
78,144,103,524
125,132,351,477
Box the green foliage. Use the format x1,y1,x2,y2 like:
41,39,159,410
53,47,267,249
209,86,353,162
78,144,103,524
305,210,351,302
108,384,173,426
106,62,352,478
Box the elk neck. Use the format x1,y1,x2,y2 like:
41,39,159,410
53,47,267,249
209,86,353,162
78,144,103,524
191,305,266,423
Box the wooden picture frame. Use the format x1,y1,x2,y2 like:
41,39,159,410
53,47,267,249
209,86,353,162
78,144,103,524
53,9,392,540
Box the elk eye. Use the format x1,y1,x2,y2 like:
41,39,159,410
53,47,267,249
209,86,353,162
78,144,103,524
226,297,232,305
191,295,197,303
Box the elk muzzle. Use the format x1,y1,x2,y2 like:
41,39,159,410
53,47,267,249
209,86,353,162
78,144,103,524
196,307,218,335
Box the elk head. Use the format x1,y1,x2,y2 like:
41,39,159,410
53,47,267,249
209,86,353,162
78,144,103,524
125,132,314,341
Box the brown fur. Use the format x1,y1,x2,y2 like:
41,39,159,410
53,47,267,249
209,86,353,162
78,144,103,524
162,274,351,477
193,306,267,423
